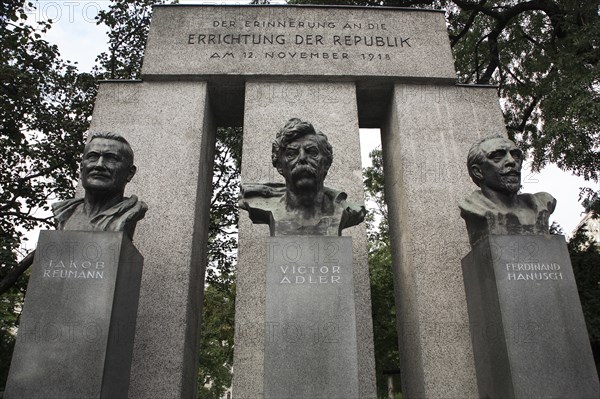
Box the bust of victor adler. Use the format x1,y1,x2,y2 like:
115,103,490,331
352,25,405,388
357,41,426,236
459,135,556,248
240,118,366,236
52,132,147,240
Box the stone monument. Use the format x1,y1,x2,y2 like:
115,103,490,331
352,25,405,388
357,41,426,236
52,132,148,238
74,4,529,398
240,118,366,236
459,136,556,245
240,118,365,398
4,132,146,399
460,137,600,398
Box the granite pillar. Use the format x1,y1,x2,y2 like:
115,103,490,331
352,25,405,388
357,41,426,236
5,231,142,399
264,237,359,399
382,84,508,398
233,81,376,398
87,81,216,398
462,234,599,399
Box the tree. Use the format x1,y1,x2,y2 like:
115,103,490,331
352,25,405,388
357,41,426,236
363,148,401,398
568,223,600,376
289,0,599,183
1,0,242,394
93,0,158,80
0,0,96,286
0,0,96,386
197,283,236,399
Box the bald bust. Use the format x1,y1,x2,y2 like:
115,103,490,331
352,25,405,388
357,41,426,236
459,136,556,247
52,132,147,239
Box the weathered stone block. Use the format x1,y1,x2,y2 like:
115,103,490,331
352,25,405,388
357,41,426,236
462,234,599,399
264,236,359,399
5,231,143,399
143,5,455,81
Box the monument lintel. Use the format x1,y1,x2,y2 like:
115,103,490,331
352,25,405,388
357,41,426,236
143,5,456,81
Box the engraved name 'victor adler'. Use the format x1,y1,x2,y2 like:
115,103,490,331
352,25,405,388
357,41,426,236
279,264,341,284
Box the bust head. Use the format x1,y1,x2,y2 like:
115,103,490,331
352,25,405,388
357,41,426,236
271,118,333,194
81,132,137,197
467,136,523,195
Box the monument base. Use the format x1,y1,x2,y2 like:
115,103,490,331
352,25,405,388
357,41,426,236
5,231,143,399
264,236,359,399
462,234,599,399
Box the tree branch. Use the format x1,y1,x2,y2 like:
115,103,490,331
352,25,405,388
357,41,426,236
450,1,485,47
0,250,35,296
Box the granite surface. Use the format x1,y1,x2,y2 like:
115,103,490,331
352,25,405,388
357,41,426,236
143,5,455,81
463,234,600,399
85,81,216,398
382,84,508,398
264,236,359,399
233,81,376,398
5,231,142,399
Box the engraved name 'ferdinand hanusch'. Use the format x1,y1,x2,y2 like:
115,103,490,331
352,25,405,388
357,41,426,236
505,262,563,281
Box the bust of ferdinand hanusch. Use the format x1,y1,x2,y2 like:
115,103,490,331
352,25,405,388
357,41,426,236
459,136,556,248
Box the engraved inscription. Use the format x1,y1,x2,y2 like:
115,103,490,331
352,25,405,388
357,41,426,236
279,265,341,284
505,262,564,281
185,17,410,63
42,260,105,279
40,241,112,280
268,240,344,285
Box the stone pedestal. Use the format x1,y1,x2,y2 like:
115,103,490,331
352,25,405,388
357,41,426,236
5,231,143,399
264,237,358,399
233,81,375,398
462,235,600,399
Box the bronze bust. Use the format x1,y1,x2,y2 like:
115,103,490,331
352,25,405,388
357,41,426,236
459,136,556,247
52,132,147,239
240,118,365,236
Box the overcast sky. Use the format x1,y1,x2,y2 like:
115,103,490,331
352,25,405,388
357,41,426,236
27,0,598,236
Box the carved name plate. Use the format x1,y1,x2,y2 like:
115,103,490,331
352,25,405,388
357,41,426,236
264,236,359,399
143,5,455,80
462,235,599,399
5,231,143,399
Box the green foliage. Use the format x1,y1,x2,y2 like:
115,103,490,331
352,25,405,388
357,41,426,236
363,148,389,245
197,283,236,399
197,126,241,398
1,0,96,387
207,127,242,290
369,245,400,398
1,0,96,260
93,0,159,80
0,271,27,389
568,224,600,375
363,147,401,398
291,0,600,184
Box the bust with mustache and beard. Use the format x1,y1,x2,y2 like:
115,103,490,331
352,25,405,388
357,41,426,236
240,118,366,236
459,136,556,248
